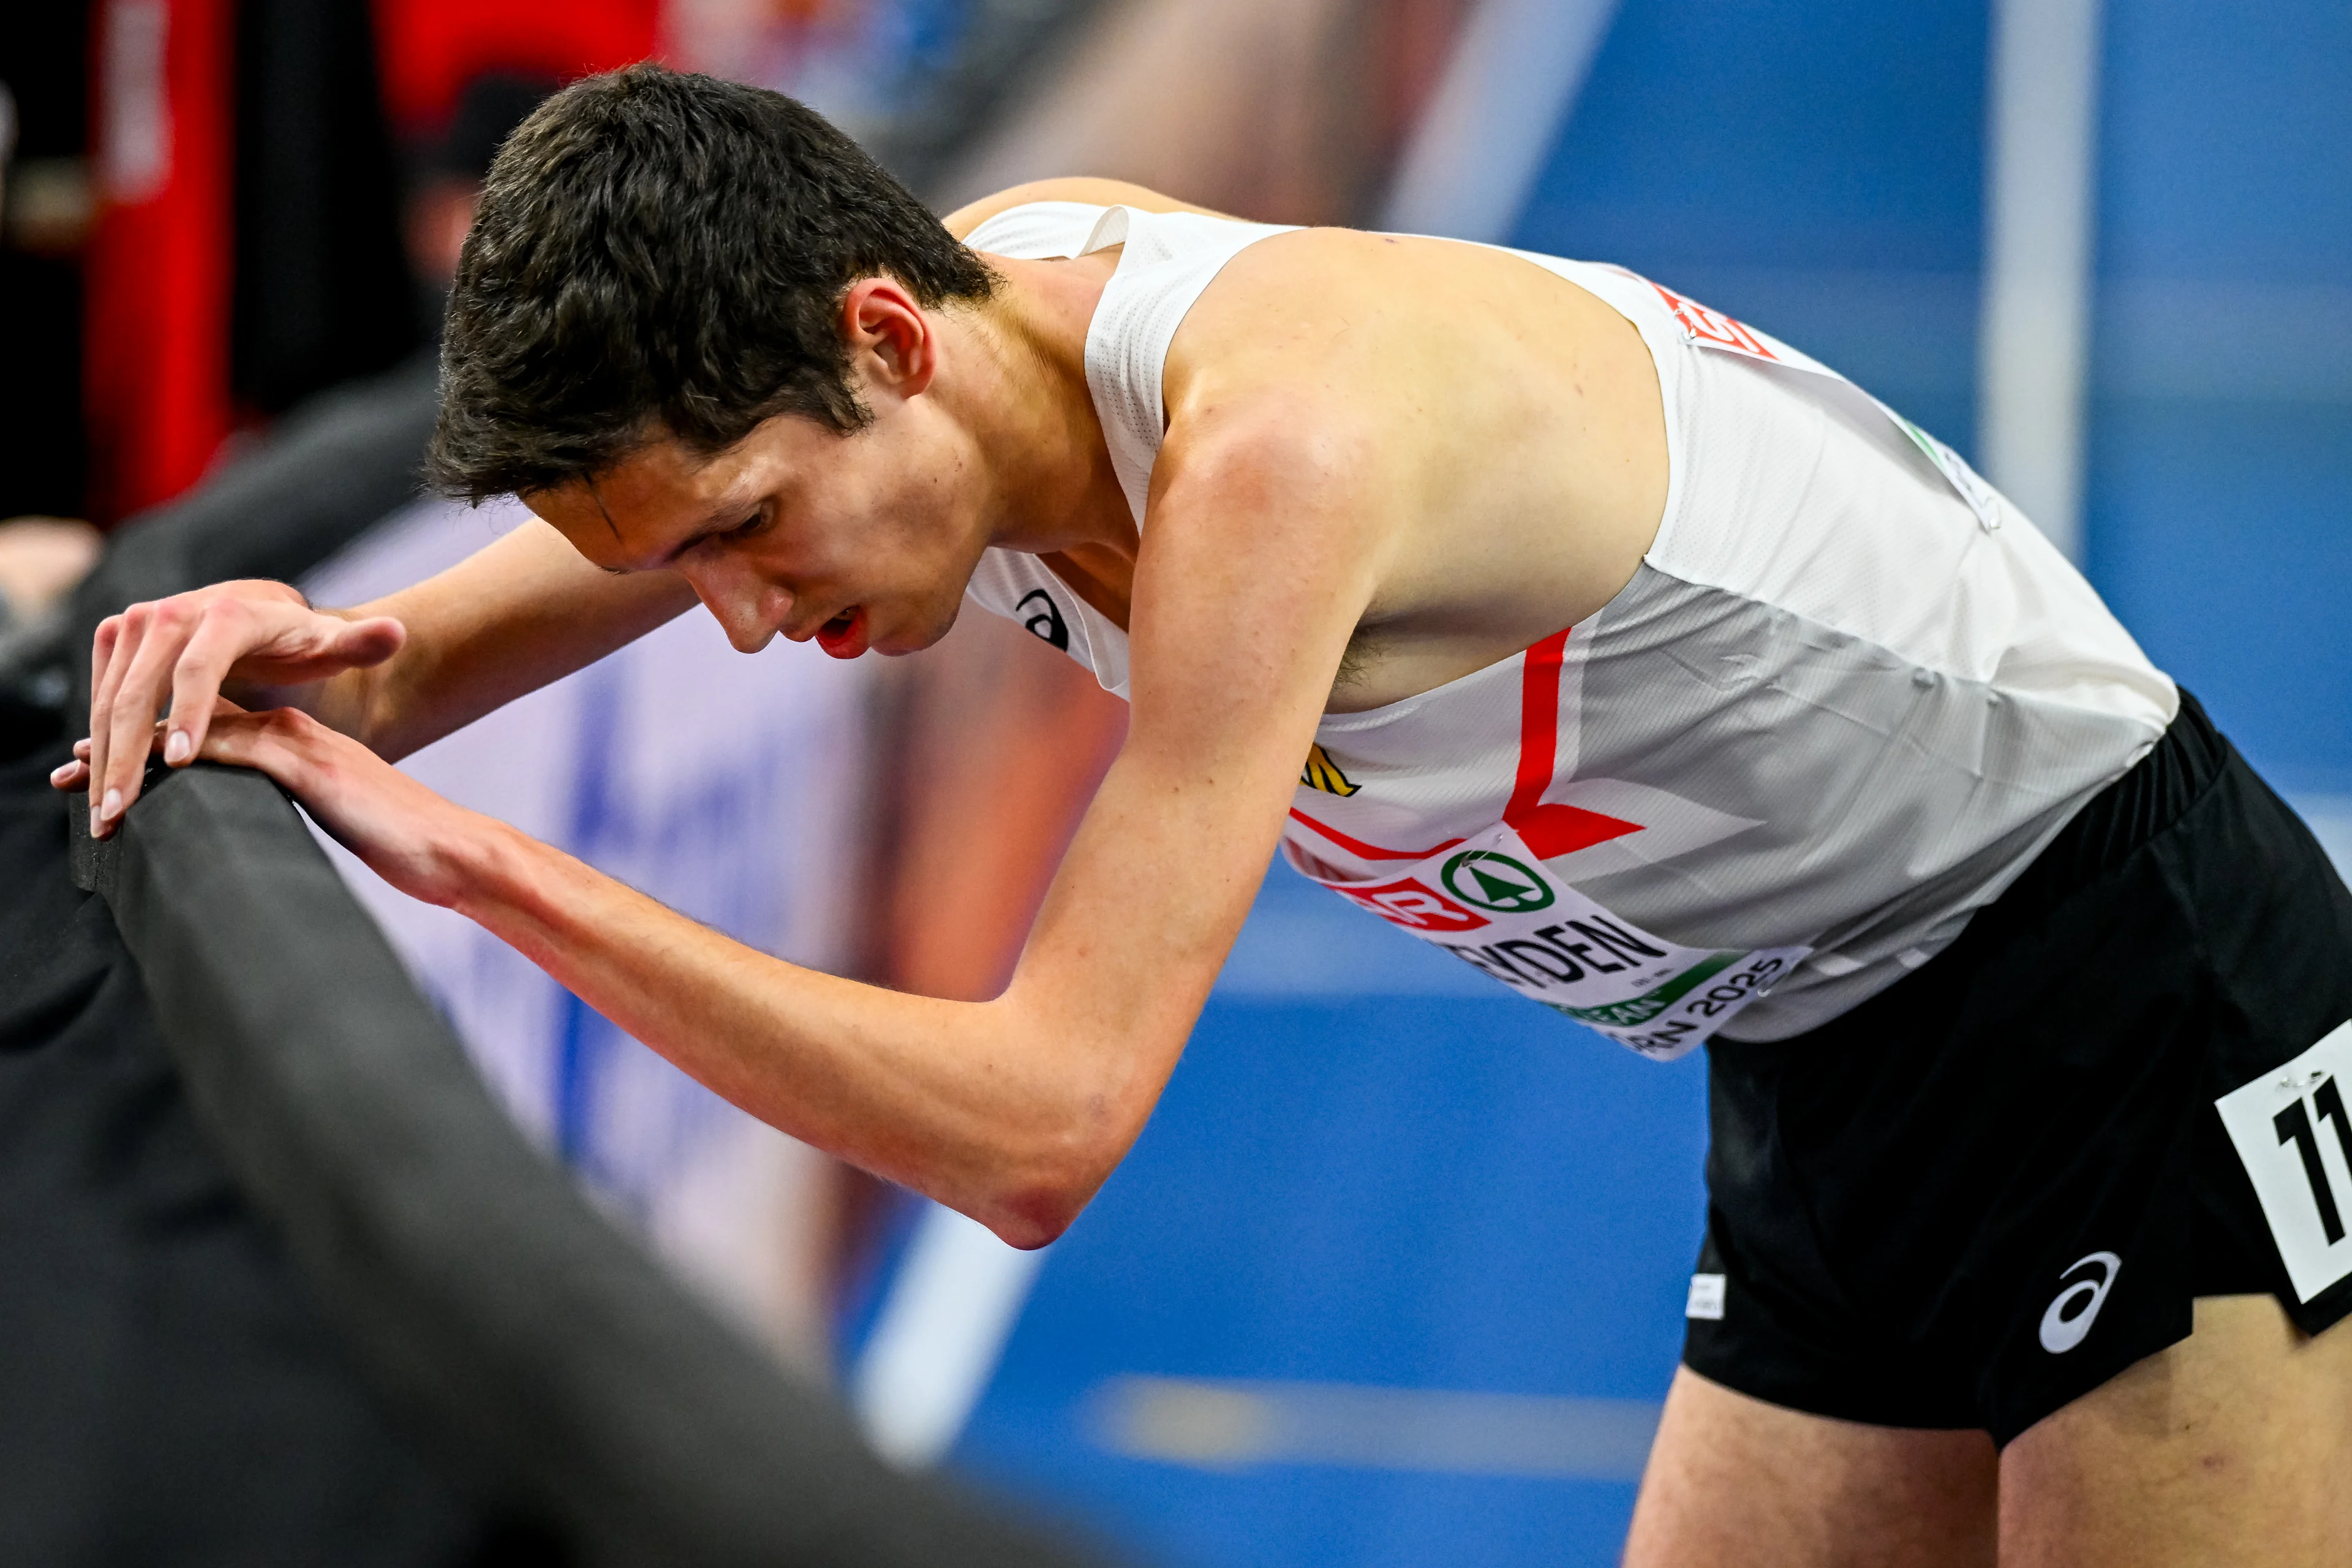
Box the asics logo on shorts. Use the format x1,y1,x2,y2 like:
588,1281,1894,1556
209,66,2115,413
2038,1251,2122,1353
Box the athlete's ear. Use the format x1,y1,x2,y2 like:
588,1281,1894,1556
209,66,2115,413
839,277,937,401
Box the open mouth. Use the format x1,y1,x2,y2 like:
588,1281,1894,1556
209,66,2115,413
815,607,867,658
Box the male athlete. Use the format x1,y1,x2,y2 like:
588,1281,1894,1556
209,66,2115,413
56,66,2352,1564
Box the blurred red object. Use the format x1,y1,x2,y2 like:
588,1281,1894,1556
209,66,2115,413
373,0,660,135
79,0,662,523
83,0,235,522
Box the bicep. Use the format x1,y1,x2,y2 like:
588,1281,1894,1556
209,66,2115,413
356,518,699,758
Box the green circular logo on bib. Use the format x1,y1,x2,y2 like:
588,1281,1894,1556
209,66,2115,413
1439,850,1555,913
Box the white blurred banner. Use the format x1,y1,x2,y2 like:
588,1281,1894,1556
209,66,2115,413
302,497,876,1371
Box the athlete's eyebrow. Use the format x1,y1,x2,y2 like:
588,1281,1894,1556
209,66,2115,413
594,516,729,575
652,515,733,567
652,497,762,567
582,483,750,574
658,522,723,565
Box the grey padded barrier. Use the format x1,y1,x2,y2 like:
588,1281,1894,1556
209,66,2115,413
70,769,1103,1568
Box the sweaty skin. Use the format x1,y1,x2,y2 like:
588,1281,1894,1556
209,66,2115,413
58,177,2352,1566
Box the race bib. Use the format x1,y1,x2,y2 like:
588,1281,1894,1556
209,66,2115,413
2216,1020,2352,1303
1298,823,1809,1060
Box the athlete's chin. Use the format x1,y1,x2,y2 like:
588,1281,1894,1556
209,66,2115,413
869,598,963,658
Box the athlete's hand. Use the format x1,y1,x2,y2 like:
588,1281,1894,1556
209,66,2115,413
51,697,483,907
67,581,405,837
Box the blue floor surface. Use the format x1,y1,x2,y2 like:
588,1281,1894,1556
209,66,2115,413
946,870,1710,1567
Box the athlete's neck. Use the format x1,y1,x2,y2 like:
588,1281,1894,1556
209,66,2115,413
939,251,1136,564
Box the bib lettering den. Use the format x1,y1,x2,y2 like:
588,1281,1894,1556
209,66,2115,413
1314,821,1809,1059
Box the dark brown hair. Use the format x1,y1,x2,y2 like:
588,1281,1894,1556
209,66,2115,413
427,63,994,500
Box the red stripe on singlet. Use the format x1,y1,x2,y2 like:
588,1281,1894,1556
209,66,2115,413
1287,628,1643,865
1502,630,1643,859
1286,807,1463,862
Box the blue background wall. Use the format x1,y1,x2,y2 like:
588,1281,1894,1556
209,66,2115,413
907,4,2352,1562
1518,0,1989,452
2087,0,2352,794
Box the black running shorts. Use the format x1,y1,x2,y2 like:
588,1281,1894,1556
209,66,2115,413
1681,692,2352,1446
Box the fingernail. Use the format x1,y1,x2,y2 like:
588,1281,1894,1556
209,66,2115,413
51,762,76,784
164,730,191,764
100,788,122,823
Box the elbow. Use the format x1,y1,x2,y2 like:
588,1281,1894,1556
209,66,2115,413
977,1121,1133,1251
987,1202,1075,1253
962,1021,1165,1250
981,1164,1101,1250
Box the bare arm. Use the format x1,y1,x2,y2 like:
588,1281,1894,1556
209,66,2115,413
72,516,695,832
179,405,1390,1246
316,518,698,759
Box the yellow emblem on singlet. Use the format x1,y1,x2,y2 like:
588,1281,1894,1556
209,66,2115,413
1301,743,1360,797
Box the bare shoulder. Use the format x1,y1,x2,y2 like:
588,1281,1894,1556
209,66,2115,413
1160,229,1441,412
943,178,1242,241
1153,225,1670,705
1166,226,1632,409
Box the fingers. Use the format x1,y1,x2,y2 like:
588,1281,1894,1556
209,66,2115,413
193,704,318,798
164,596,262,767
55,698,271,797
82,582,364,837
88,606,157,834
333,615,407,668
48,735,95,790
96,599,194,833
84,612,120,818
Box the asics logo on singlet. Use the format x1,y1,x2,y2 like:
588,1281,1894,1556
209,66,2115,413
1014,589,1069,651
2038,1251,2122,1354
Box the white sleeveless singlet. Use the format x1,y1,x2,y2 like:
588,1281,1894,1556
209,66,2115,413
960,202,2177,1052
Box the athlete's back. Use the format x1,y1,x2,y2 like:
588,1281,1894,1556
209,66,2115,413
957,195,2175,1042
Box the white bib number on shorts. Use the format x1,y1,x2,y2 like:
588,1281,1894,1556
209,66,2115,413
2217,1019,2352,1303
1300,822,1809,1060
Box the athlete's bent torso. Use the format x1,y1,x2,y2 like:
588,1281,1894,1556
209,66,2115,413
962,200,2176,1047
64,151,2352,1568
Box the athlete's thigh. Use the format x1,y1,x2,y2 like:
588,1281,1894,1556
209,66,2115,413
1623,1366,1997,1568
1999,1295,2352,1567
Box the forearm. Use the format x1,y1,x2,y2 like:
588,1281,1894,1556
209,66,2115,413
447,814,1121,1245
303,522,697,760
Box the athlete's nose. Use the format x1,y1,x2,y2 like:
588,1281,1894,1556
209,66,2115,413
682,555,792,653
